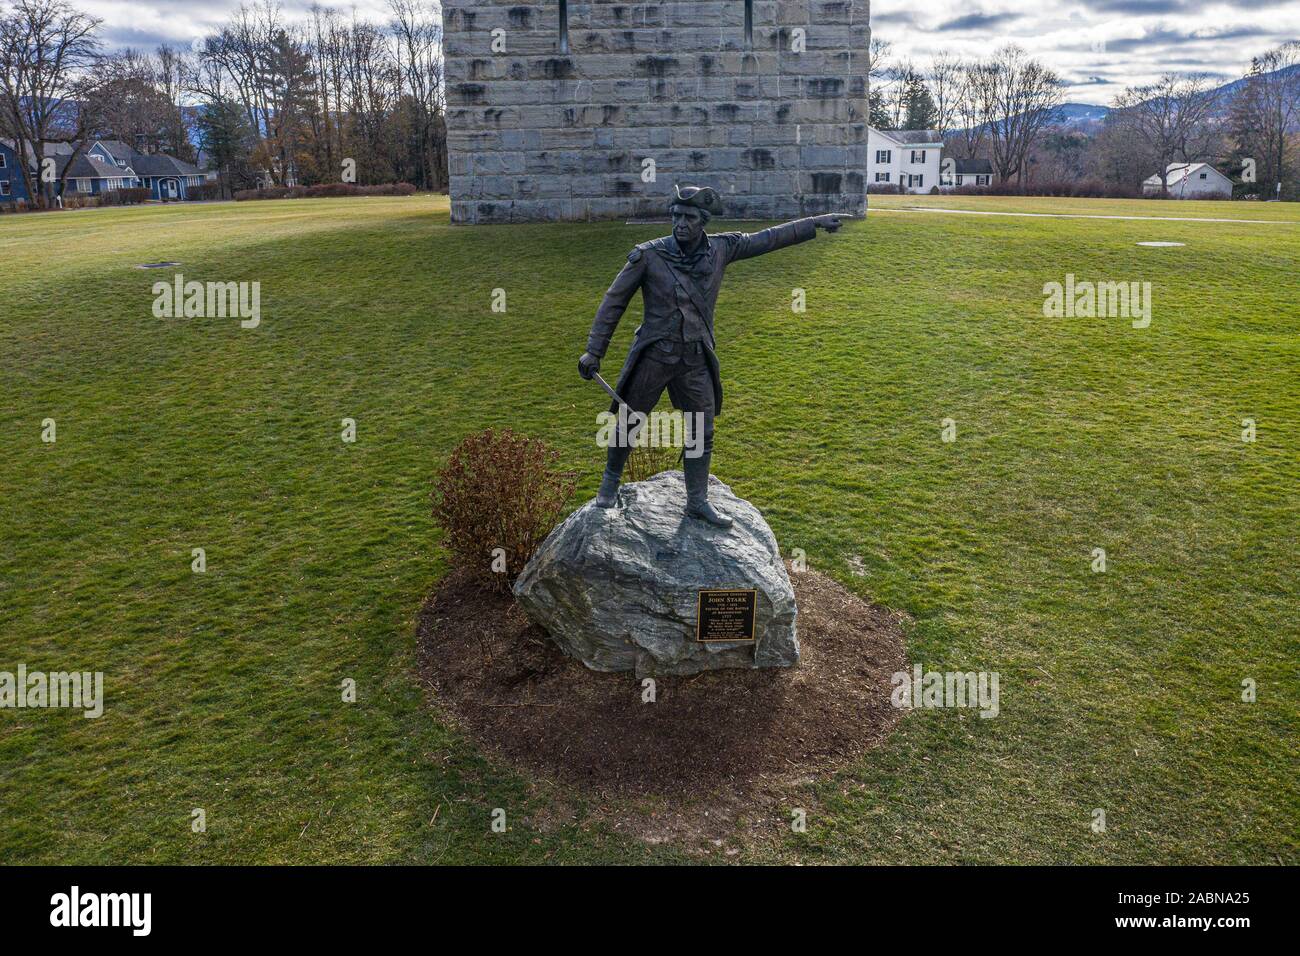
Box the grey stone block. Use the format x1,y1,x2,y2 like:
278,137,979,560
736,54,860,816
443,0,869,223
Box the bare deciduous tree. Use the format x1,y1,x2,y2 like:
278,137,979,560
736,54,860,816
89,49,180,153
977,45,1063,186
190,0,310,186
186,0,448,191
389,0,447,191
927,53,962,136
951,60,996,161
0,0,100,207
154,44,194,159
1229,42,1300,198
1110,72,1221,196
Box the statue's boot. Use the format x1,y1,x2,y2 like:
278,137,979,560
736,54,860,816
684,451,732,528
595,444,631,508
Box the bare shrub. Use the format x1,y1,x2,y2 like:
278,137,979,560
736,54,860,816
234,182,418,201
100,187,150,206
304,182,355,197
624,444,681,483
233,186,291,201
946,179,1147,199
431,428,576,589
360,182,417,196
187,182,223,201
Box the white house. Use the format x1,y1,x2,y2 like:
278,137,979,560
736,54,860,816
1143,163,1233,199
867,128,943,193
941,158,995,189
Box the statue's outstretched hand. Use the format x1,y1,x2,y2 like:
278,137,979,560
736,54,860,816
814,214,842,233
578,352,601,380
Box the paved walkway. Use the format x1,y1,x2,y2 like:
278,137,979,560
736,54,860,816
871,205,1298,225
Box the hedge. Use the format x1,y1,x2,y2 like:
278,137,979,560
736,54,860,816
187,182,224,201
233,182,418,201
99,187,151,206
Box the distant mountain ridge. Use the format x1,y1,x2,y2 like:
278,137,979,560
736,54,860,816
962,62,1300,133
1052,103,1112,127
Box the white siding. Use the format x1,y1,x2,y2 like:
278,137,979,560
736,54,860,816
867,129,943,194
1143,164,1233,199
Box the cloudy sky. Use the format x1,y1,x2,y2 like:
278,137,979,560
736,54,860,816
874,0,1300,100
83,0,1300,104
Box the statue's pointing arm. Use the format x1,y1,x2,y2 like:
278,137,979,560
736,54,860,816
578,249,647,380
724,214,842,263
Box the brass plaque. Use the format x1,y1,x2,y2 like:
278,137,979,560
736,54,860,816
696,589,757,643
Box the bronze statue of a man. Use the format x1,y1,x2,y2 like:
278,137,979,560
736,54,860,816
579,184,841,527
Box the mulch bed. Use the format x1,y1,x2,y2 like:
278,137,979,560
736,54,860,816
415,566,908,802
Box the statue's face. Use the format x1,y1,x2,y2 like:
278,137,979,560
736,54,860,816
670,205,706,247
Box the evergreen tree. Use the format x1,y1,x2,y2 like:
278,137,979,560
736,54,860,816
901,70,939,130
197,97,256,196
869,88,893,129
1228,59,1267,196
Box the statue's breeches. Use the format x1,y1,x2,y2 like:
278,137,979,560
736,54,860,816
629,354,710,403
622,349,713,430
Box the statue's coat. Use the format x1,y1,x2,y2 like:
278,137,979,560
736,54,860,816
585,218,819,415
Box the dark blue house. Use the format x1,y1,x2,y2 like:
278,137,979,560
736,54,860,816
1,138,211,205
82,140,210,200
0,138,34,204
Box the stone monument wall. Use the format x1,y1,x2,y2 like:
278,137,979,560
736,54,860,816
442,1,870,223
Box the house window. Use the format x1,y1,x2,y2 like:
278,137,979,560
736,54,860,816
1199,172,1207,179
875,172,890,182
558,0,569,54
0,153,6,168
909,174,924,188
0,181,9,196
875,149,891,164
744,0,753,48
911,150,926,163
955,175,965,186
75,178,90,192
977,175,990,186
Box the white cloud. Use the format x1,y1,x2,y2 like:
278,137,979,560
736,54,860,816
83,0,1299,104
83,0,397,54
873,0,1300,101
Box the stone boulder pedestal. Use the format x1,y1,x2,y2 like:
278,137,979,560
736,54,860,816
513,471,799,676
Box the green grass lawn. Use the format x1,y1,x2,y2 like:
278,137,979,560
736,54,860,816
870,191,1300,221
1,194,1296,864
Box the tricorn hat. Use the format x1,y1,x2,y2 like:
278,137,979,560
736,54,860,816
670,183,725,217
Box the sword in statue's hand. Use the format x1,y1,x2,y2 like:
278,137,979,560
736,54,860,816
592,370,648,450
592,371,632,410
